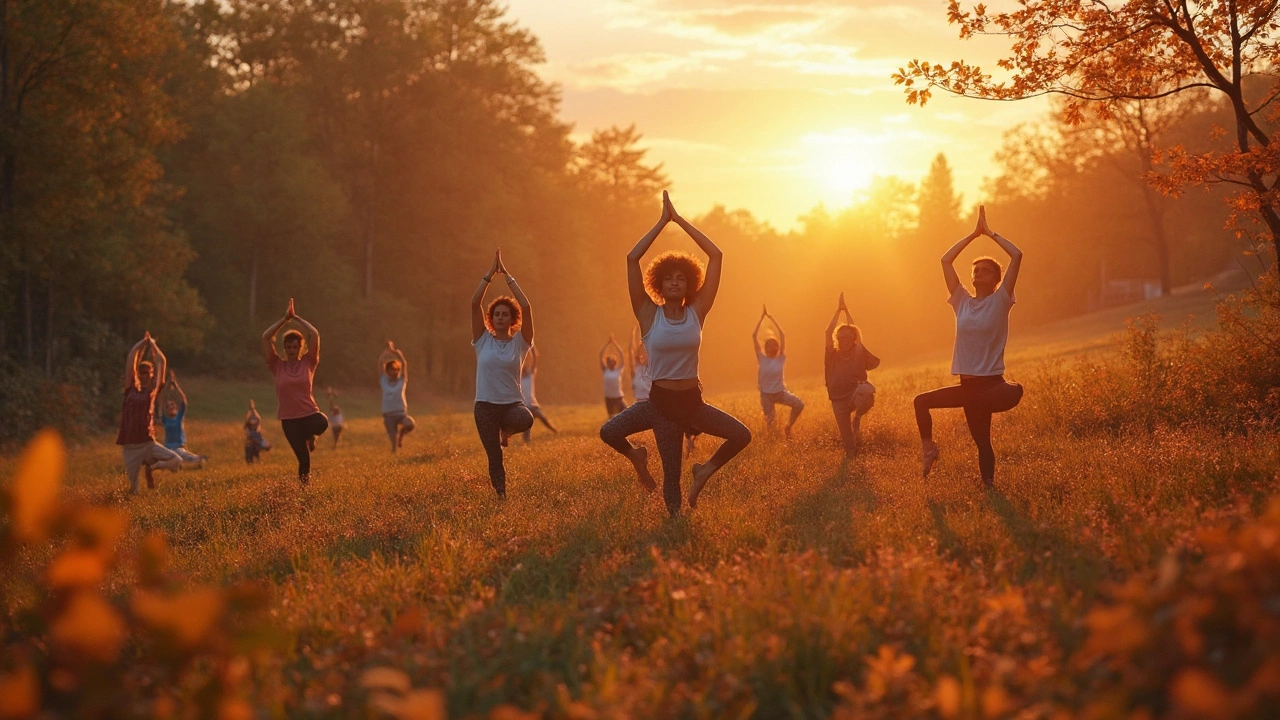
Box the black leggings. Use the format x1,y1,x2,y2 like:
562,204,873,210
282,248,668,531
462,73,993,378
913,376,1022,481
600,399,751,515
281,412,329,479
474,402,534,496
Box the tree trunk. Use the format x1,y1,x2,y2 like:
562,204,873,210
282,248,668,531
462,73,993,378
23,265,31,364
1140,185,1172,295
249,243,259,324
44,279,52,376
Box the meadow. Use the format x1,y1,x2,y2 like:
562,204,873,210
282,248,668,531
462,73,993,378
3,287,1279,719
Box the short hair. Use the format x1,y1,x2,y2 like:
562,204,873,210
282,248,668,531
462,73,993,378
282,329,305,345
137,360,154,374
486,296,522,332
385,360,401,373
972,256,1003,283
833,323,862,349
763,337,780,352
644,251,705,306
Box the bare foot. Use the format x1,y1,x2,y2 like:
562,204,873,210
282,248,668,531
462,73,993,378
307,436,316,452
688,462,716,508
500,430,510,448
628,446,656,492
921,440,940,478
784,424,793,439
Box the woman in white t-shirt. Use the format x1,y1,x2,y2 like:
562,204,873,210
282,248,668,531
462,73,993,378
599,335,628,417
599,191,752,516
914,206,1025,486
470,249,536,498
753,305,805,437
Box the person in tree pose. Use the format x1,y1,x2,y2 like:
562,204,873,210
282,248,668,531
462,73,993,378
159,370,207,467
116,332,182,493
520,346,558,442
627,325,651,404
626,324,700,457
471,249,535,498
914,205,1024,486
379,342,416,453
261,299,327,484
326,387,344,449
824,293,880,456
600,334,628,417
244,400,271,463
600,191,752,516
753,306,805,437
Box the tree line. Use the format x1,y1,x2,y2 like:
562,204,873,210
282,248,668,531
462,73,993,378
0,0,1258,443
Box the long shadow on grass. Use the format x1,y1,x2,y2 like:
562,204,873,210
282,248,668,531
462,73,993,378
985,488,1113,593
777,455,877,562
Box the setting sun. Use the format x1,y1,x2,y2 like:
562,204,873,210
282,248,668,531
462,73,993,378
803,130,883,207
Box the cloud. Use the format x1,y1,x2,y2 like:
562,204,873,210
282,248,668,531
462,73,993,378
558,52,719,90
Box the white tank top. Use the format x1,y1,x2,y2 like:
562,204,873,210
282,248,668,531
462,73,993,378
632,362,652,401
643,307,701,381
602,367,624,398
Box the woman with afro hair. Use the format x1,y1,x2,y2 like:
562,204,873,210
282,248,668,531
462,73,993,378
471,248,536,498
600,191,752,516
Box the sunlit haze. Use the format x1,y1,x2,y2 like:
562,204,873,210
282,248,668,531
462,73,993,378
505,0,1049,229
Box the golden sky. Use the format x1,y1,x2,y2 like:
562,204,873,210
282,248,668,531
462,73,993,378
505,0,1050,230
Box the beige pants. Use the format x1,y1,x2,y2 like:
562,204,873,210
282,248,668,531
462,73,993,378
122,441,180,493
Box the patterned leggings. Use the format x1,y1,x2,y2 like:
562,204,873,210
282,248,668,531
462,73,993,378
474,401,534,496
600,400,751,515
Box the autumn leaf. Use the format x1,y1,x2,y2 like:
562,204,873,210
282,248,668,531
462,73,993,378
7,429,65,543
50,591,125,663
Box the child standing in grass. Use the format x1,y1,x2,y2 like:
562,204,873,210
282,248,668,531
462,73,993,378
754,306,805,438
824,293,880,457
159,371,207,467
117,333,183,493
327,387,344,448
244,400,272,463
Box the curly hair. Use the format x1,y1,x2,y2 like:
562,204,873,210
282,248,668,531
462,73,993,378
644,251,705,306
833,323,862,351
972,256,1004,283
486,296,522,332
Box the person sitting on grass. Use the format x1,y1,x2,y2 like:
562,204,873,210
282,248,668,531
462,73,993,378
159,370,207,467
116,332,182,494
261,298,327,485
326,387,344,448
825,293,880,457
754,305,805,438
379,341,416,453
244,400,272,464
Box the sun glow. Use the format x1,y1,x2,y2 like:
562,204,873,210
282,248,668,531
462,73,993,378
802,130,884,208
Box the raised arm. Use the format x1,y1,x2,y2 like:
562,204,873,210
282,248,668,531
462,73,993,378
987,216,1023,297
771,311,787,355
599,339,611,370
528,345,539,374
668,194,723,322
245,399,260,426
290,308,321,363
825,294,847,351
628,193,671,331
471,251,500,342
169,370,188,408
943,208,986,296
124,336,148,390
752,307,766,356
148,338,167,398
497,251,534,345
261,310,290,363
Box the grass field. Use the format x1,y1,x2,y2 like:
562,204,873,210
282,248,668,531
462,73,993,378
4,288,1278,718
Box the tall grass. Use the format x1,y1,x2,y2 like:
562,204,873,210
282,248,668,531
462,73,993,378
4,282,1280,718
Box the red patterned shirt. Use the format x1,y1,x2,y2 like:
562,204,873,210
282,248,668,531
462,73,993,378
116,386,157,445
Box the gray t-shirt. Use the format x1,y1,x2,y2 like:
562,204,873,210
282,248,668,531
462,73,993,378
380,374,407,414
